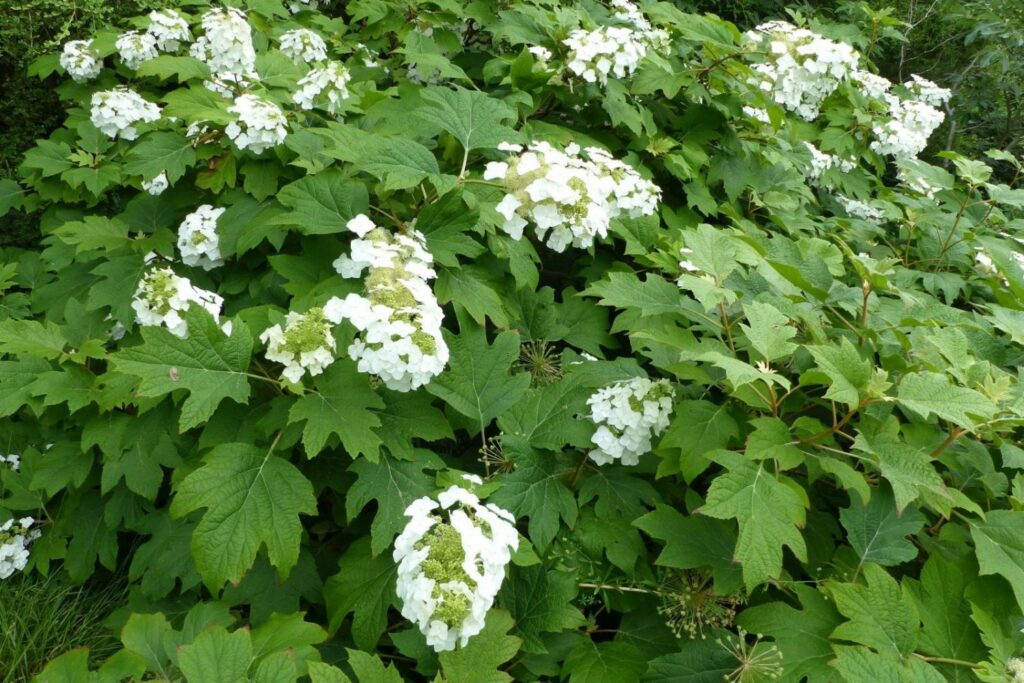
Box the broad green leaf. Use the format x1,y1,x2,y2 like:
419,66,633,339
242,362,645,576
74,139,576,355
53,216,131,254
584,272,688,317
435,266,511,328
641,639,736,682
499,565,586,653
736,584,843,683
288,360,384,459
897,371,998,430
170,443,317,590
122,131,196,183
22,139,73,177
840,486,924,566
120,613,174,677
439,610,522,683
0,178,26,216
346,451,440,556
633,505,742,594
416,190,485,267
374,389,454,459
112,309,253,432
563,639,647,683
324,537,397,651
276,169,370,234
971,510,1024,613
659,397,741,479
357,140,448,191
178,627,252,683
699,451,808,589
427,325,530,431
135,55,211,81
497,374,593,451
416,86,520,152
347,650,403,683
829,564,918,658
829,646,943,683
806,339,873,409
0,318,65,358
490,445,577,549
854,434,946,512
308,662,352,683
0,357,55,416
905,554,986,665
739,301,796,362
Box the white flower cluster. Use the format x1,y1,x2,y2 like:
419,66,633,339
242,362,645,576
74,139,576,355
142,172,169,196
289,0,324,12
898,168,941,199
0,517,40,580
563,0,666,85
225,94,288,153
189,8,256,77
260,308,336,383
393,485,519,652
870,77,950,159
60,39,102,82
132,267,226,338
587,377,675,465
905,74,951,107
742,105,771,123
324,215,448,392
90,88,161,140
836,195,884,222
564,27,649,85
1008,657,1024,682
852,69,891,99
0,454,19,471
147,9,192,52
745,21,859,120
116,31,158,69
177,205,225,270
279,29,328,64
484,141,661,252
804,142,855,186
294,62,352,114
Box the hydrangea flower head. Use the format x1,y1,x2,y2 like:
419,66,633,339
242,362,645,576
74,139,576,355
870,76,950,159
279,29,328,64
294,62,352,114
324,215,448,391
744,21,859,120
142,172,169,196
177,205,225,270
587,377,675,465
836,195,884,222
0,517,40,580
60,39,102,82
804,142,855,187
131,267,226,338
116,31,159,69
189,7,256,77
484,141,660,252
393,485,518,652
225,94,288,153
260,308,336,383
90,87,161,140
147,9,192,52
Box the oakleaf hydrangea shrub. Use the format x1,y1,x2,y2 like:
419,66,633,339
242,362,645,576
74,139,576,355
2,1,1024,680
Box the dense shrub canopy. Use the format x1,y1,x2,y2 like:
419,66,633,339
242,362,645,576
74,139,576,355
2,0,1024,681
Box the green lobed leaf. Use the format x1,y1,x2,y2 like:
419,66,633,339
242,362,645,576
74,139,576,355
170,443,317,590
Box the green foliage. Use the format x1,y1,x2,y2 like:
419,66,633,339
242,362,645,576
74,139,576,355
1,0,1024,681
